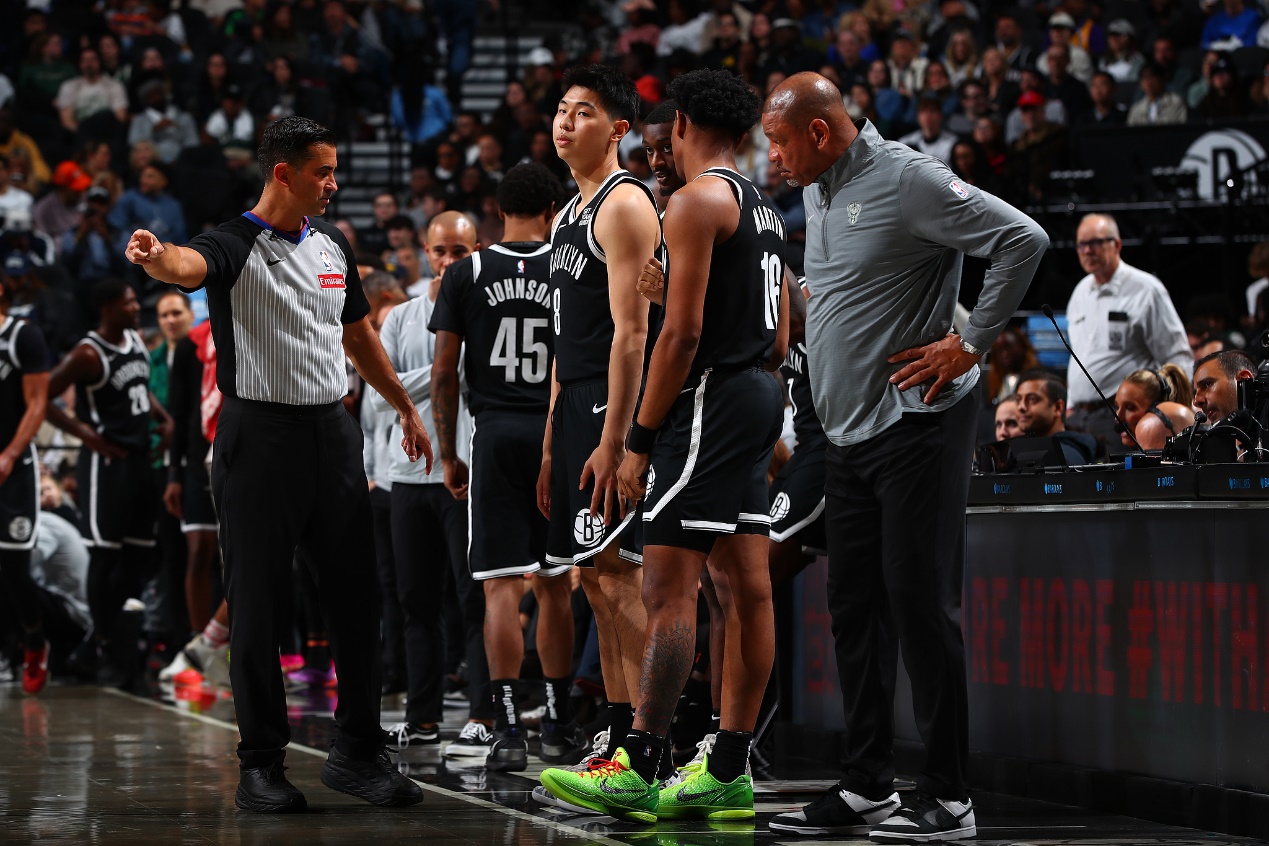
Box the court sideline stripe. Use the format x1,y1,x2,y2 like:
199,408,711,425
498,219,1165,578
104,688,629,846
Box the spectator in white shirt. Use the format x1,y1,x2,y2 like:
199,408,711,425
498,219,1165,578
127,79,199,165
0,154,34,219
204,84,255,152
1064,213,1191,450
55,46,130,135
899,94,958,165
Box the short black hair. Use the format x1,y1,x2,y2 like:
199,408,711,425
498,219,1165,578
93,278,132,314
385,214,416,231
1018,368,1067,405
666,69,760,142
643,99,679,126
497,162,565,217
1195,349,1255,380
258,116,336,182
560,63,640,126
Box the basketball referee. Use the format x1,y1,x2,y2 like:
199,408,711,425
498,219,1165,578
124,116,429,813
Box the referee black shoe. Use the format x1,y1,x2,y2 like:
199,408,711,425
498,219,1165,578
320,744,424,806
869,792,975,842
538,720,590,764
235,763,308,813
485,726,529,772
769,784,900,835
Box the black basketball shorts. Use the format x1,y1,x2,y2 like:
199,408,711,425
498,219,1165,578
768,439,828,554
181,458,219,533
468,409,564,581
0,444,39,551
545,381,642,568
77,449,157,548
642,367,784,554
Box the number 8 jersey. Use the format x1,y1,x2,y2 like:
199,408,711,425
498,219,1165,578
75,329,152,451
429,241,555,415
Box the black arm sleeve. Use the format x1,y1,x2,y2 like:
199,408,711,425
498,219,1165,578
14,322,51,375
185,217,260,292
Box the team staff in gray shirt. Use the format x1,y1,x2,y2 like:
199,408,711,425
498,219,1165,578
762,74,1048,843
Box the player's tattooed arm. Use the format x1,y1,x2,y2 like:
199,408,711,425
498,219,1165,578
431,330,468,498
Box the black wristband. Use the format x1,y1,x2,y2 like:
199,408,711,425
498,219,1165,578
626,421,657,454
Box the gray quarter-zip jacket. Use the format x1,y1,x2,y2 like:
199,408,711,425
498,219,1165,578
803,119,1049,446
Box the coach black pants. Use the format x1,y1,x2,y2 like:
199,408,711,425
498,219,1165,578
370,486,405,685
389,482,490,725
824,385,979,802
212,398,383,770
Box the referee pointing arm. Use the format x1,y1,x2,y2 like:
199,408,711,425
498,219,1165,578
124,116,428,813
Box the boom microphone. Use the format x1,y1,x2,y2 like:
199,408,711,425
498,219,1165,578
1041,304,1146,453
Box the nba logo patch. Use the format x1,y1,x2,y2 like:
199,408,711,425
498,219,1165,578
949,180,969,199
319,250,335,272
517,260,525,274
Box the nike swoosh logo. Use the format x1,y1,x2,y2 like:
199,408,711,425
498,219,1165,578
267,258,285,266
599,782,649,796
592,404,607,414
677,786,726,803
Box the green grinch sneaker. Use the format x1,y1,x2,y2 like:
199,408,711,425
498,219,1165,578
539,748,659,823
656,754,754,820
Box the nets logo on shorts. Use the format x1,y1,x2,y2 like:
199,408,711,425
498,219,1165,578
645,465,656,500
769,492,791,522
8,516,32,542
573,509,606,548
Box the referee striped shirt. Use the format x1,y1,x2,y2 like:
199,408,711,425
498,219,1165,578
185,212,370,406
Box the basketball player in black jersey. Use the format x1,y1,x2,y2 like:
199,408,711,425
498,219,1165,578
429,163,589,769
545,69,792,822
45,280,173,685
0,277,52,694
538,64,662,771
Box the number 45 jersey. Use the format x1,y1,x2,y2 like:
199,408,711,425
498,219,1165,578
428,241,554,416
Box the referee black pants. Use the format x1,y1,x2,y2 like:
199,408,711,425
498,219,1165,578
389,482,490,725
212,398,383,770
824,385,979,802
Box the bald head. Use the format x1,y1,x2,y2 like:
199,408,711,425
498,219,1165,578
424,211,479,281
765,72,850,130
762,72,857,188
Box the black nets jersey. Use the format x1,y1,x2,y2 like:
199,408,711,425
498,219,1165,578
781,341,827,449
76,329,151,451
549,170,659,384
185,212,369,406
672,167,786,383
0,317,50,447
428,241,554,416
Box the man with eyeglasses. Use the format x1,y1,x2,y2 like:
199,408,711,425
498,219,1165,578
1063,213,1189,451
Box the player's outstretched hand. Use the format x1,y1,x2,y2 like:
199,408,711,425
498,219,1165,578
616,450,649,503
442,457,469,500
83,432,128,461
579,440,626,525
888,333,980,405
125,229,165,265
636,256,664,305
400,407,434,474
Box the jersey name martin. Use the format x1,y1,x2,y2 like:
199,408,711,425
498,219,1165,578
752,205,787,240
550,243,589,281
483,276,552,308
109,359,151,392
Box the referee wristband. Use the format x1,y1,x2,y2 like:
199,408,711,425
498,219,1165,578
626,421,657,455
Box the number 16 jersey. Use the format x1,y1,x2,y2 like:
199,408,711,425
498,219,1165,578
428,241,555,416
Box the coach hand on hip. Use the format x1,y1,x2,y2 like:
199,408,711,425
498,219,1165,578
124,116,427,814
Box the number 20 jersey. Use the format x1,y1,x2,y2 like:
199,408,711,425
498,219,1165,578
75,329,151,452
428,241,554,416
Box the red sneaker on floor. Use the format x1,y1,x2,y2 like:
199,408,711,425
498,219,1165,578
22,642,50,695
